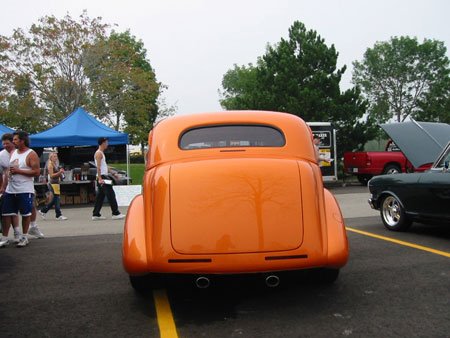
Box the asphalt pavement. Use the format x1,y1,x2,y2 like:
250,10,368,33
1,184,448,338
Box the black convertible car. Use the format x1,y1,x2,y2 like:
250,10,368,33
368,121,450,231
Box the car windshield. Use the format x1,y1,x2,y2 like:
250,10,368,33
179,125,286,150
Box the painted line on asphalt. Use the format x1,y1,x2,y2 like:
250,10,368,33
346,227,450,258
153,289,179,338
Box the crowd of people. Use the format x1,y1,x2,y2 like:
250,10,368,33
0,132,125,248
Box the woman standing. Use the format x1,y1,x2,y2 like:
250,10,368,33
39,152,68,221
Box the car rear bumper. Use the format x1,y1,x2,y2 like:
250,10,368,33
135,267,338,282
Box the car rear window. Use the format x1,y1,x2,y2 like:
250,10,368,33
179,125,286,150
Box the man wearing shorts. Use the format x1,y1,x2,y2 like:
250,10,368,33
0,133,21,244
0,131,40,248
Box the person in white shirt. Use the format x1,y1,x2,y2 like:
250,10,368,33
0,136,13,190
0,133,45,244
91,137,125,221
0,131,40,247
0,133,21,245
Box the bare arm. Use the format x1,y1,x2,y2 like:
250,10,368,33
48,162,64,179
11,151,40,177
0,168,9,193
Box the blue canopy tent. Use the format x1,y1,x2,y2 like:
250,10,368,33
0,124,14,135
30,107,130,181
29,107,128,147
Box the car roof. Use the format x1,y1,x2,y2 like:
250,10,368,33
147,111,316,167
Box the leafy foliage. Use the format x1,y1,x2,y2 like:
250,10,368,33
0,11,108,127
0,74,46,133
83,30,162,145
352,36,450,123
0,12,170,145
220,21,375,154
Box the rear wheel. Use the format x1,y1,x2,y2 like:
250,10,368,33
129,274,157,294
310,268,340,283
383,164,401,175
380,195,412,231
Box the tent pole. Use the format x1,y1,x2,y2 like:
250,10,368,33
126,144,130,185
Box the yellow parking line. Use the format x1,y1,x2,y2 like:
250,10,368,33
346,227,450,258
153,289,179,338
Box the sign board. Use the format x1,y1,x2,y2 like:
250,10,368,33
113,185,142,206
307,122,338,181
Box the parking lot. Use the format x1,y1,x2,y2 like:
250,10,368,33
0,185,449,337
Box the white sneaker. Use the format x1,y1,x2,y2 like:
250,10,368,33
16,236,29,247
92,216,106,221
0,238,10,248
38,210,47,220
111,214,126,220
56,215,68,221
13,232,21,243
29,226,45,239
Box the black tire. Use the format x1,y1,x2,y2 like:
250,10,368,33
310,268,340,284
383,164,401,175
380,195,412,231
129,274,155,294
357,175,372,186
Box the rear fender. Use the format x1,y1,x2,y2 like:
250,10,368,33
122,194,148,275
324,189,349,267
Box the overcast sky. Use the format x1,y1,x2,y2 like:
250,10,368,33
1,0,449,115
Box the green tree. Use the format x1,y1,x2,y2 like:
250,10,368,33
0,74,46,132
352,36,450,123
415,75,450,123
83,30,162,145
0,12,170,141
0,11,108,127
220,64,260,109
220,21,375,154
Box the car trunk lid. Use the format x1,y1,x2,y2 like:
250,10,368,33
170,158,304,254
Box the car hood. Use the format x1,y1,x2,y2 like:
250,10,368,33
380,120,450,168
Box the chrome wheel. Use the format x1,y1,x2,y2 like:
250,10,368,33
383,164,401,175
385,168,399,174
380,195,412,231
382,196,401,226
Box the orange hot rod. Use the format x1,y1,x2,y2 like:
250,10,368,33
123,111,348,290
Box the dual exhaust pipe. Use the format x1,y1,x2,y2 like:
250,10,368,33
194,274,280,289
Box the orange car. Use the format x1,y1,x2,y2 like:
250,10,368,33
123,111,348,290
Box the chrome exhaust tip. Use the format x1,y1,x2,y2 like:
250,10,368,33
265,275,280,288
195,276,210,289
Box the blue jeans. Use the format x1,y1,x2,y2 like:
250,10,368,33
41,184,62,218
